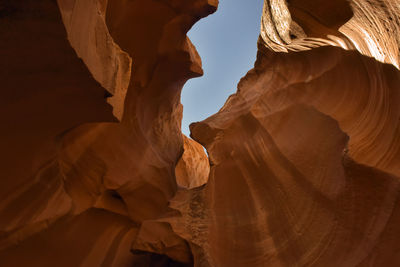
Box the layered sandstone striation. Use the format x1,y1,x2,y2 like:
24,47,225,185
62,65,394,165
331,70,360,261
0,0,400,266
0,0,215,265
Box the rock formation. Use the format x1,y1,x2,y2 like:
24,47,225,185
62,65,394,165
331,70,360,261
0,0,399,266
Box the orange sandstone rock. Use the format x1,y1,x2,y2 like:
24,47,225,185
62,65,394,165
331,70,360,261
175,135,210,189
1,0,400,266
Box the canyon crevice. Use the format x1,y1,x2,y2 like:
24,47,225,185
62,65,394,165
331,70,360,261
0,0,399,266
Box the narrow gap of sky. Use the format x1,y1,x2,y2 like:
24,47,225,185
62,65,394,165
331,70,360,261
181,0,264,136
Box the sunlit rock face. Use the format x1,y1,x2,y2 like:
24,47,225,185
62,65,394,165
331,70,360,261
187,46,400,266
261,0,400,68
175,135,210,189
181,0,400,266
0,0,400,266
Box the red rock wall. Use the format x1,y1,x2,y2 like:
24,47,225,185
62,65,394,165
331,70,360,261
0,0,400,266
0,0,215,266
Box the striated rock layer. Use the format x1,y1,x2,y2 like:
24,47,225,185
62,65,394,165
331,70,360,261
0,0,215,266
1,0,400,266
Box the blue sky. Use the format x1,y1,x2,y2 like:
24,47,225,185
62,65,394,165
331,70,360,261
181,0,264,136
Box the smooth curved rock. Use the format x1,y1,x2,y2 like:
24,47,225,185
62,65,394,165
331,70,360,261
0,0,216,265
175,135,210,189
0,0,115,244
261,0,400,68
172,0,400,265
58,0,132,119
1,0,400,266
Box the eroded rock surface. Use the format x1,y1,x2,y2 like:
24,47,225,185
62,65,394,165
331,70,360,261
175,135,210,189
0,0,215,265
1,0,400,266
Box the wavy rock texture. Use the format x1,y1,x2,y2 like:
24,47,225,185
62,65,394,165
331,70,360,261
179,0,400,266
1,0,400,266
58,0,132,119
0,0,215,266
186,47,400,266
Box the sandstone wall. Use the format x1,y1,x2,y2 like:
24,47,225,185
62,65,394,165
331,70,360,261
0,0,399,266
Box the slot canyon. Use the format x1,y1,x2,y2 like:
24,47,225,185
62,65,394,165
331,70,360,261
1,0,400,266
